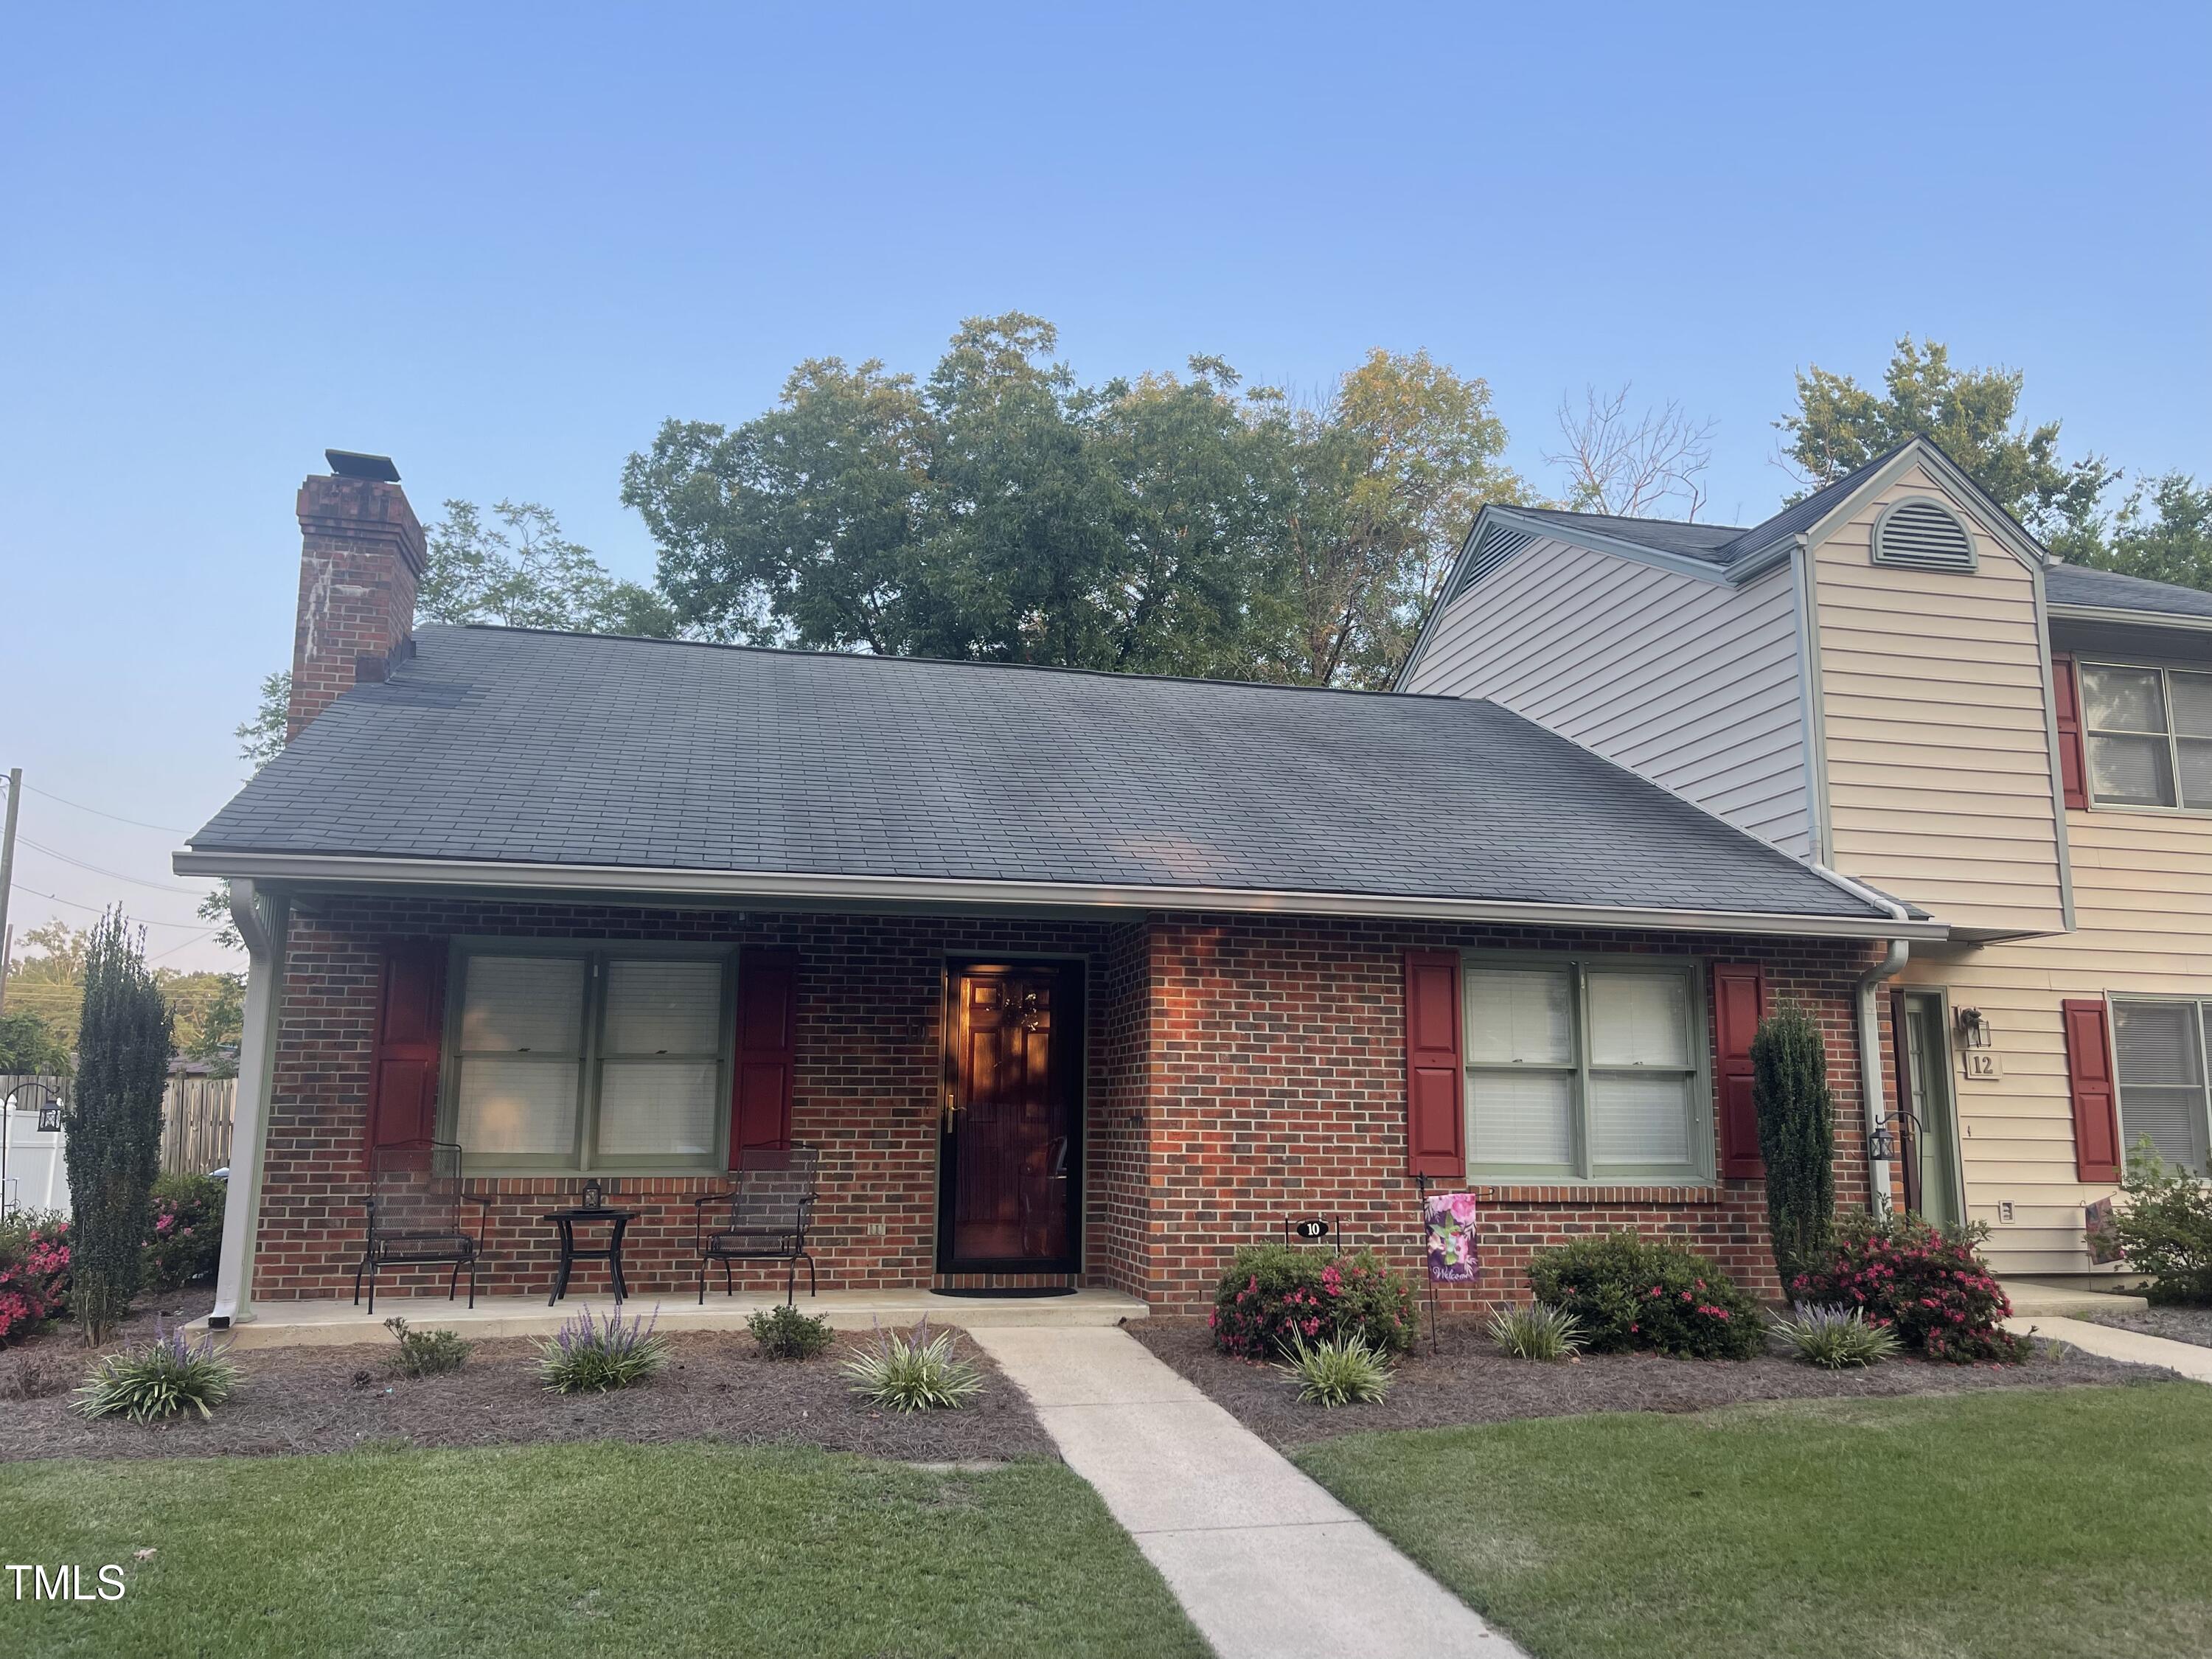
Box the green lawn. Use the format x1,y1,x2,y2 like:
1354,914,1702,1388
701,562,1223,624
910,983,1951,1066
0,1443,1205,1659
1298,1383,2212,1659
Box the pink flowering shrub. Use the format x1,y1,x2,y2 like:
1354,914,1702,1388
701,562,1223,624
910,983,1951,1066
143,1174,225,1293
0,1215,71,1347
1210,1244,1416,1358
1528,1232,1764,1360
1792,1213,2028,1364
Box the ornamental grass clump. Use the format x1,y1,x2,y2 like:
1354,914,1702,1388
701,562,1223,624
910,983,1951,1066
384,1316,472,1377
747,1303,835,1360
1486,1301,1585,1362
533,1304,669,1394
1792,1213,2028,1363
1276,1334,1394,1407
840,1320,984,1413
1772,1303,1902,1370
1209,1243,1417,1358
1528,1232,1765,1360
74,1318,237,1422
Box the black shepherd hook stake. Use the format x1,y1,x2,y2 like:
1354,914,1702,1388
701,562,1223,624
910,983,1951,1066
1414,1172,1441,1356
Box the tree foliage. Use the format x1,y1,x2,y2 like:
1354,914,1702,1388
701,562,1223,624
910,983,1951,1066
1778,335,2114,556
624,316,1527,687
0,1008,70,1074
4,921,90,1057
1751,999,1836,1287
420,499,680,637
2078,472,2212,592
63,910,172,1343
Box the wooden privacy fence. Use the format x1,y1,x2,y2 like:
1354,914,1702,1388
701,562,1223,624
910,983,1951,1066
162,1078,235,1176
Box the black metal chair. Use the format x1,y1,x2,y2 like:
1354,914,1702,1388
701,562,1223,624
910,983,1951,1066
692,1144,819,1306
353,1141,491,1315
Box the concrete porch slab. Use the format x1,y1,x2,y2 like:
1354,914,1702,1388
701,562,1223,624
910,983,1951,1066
190,1287,1147,1350
2000,1278,2150,1318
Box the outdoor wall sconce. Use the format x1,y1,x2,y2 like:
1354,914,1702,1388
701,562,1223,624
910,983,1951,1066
1954,1006,1993,1049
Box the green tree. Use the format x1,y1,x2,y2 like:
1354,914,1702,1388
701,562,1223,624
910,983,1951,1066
625,316,1527,687
165,970,244,1075
0,1008,70,1074
63,909,173,1343
2079,472,2212,591
421,499,680,636
236,669,290,771
4,921,89,1057
1778,336,2114,557
1751,1000,1836,1289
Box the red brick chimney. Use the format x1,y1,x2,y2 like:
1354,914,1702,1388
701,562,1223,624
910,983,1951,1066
288,451,427,739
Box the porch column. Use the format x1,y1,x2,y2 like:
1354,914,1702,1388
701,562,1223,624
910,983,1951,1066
210,880,287,1327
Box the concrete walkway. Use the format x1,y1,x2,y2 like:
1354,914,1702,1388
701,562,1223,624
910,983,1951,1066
2005,1313,2212,1382
971,1326,1524,1659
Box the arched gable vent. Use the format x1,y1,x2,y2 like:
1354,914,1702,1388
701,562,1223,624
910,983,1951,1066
1871,498,1977,572
1453,521,1536,597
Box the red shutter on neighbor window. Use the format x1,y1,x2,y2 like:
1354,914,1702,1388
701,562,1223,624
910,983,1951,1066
2062,998,2122,1183
1403,950,1465,1178
2052,652,2089,811
365,939,447,1155
731,950,799,1168
1713,962,1767,1180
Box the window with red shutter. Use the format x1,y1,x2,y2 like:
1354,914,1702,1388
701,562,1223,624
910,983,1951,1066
1403,950,1466,1178
731,950,799,1167
1712,963,1767,1179
2051,652,2088,811
2062,998,2122,1183
366,939,447,1155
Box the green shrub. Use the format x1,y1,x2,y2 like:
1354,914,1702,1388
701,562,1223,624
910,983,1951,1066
383,1315,472,1377
747,1303,834,1360
145,1172,225,1292
2109,1141,2212,1304
840,1320,984,1412
1527,1232,1765,1360
1792,1212,2028,1363
533,1304,668,1394
1276,1334,1394,1407
1752,1000,1836,1287
1486,1301,1585,1361
1209,1244,1417,1358
1773,1303,1902,1370
74,1318,237,1422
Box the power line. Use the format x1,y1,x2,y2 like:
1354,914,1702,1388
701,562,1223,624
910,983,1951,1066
18,836,201,895
8,883,215,931
12,781,190,835
148,928,227,964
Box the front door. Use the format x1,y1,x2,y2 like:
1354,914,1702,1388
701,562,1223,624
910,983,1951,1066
1893,991,1964,1228
938,961,1082,1272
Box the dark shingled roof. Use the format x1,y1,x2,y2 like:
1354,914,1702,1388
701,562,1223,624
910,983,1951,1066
2046,563,2212,622
188,625,1886,921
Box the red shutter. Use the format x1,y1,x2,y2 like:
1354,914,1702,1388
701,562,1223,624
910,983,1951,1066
1713,962,1767,1179
731,950,799,1167
2062,998,2122,1183
366,939,446,1155
2052,652,2089,811
1403,950,1465,1178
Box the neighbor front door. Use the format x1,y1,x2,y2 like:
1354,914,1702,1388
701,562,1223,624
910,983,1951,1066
938,961,1080,1272
1893,990,1964,1228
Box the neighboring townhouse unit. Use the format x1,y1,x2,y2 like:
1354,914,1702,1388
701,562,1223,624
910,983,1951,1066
1402,436,2212,1276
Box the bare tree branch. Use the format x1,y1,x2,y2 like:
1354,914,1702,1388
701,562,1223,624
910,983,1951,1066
1545,384,1717,519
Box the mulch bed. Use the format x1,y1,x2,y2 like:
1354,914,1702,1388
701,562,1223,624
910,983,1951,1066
2085,1303,2212,1350
0,1295,1055,1466
1130,1318,2179,1449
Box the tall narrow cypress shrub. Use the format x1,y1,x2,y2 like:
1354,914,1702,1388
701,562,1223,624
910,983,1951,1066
1751,1000,1834,1290
63,909,173,1343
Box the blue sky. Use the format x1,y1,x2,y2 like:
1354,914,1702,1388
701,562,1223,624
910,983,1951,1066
3,2,2206,971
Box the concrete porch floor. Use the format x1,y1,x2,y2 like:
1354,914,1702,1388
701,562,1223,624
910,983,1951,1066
191,1287,1149,1350
1999,1278,2150,1318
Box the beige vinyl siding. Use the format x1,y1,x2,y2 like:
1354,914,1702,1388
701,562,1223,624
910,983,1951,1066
1406,536,1812,854
1812,465,2067,935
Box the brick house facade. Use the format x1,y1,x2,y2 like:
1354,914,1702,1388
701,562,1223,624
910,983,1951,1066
248,892,1886,1314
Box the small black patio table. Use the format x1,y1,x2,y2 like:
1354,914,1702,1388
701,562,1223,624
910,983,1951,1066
543,1208,639,1304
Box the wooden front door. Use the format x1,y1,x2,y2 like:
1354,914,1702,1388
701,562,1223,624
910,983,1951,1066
939,961,1081,1271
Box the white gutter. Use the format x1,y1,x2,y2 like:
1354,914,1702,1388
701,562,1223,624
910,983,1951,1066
172,849,1950,942
209,879,285,1329
1855,933,1911,1218
2047,602,2212,634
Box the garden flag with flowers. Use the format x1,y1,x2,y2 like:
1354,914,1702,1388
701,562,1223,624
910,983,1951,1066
1424,1190,1479,1283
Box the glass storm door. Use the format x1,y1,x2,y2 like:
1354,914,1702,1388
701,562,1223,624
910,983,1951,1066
938,962,1080,1271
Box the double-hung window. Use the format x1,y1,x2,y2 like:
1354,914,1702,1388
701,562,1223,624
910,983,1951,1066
1464,956,1708,1182
2110,998,2212,1175
2079,662,2212,811
445,947,731,1171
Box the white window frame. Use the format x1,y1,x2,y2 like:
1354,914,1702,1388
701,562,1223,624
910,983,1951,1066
438,939,737,1174
1461,950,1714,1185
2108,992,2212,1177
2079,658,2212,815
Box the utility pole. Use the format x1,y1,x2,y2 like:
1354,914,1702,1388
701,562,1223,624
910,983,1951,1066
0,768,18,1019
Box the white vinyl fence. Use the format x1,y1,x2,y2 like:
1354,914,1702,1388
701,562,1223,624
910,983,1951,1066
0,1074,239,1220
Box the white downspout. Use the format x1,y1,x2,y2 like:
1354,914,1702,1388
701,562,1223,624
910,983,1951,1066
210,879,285,1328
1857,939,1910,1215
